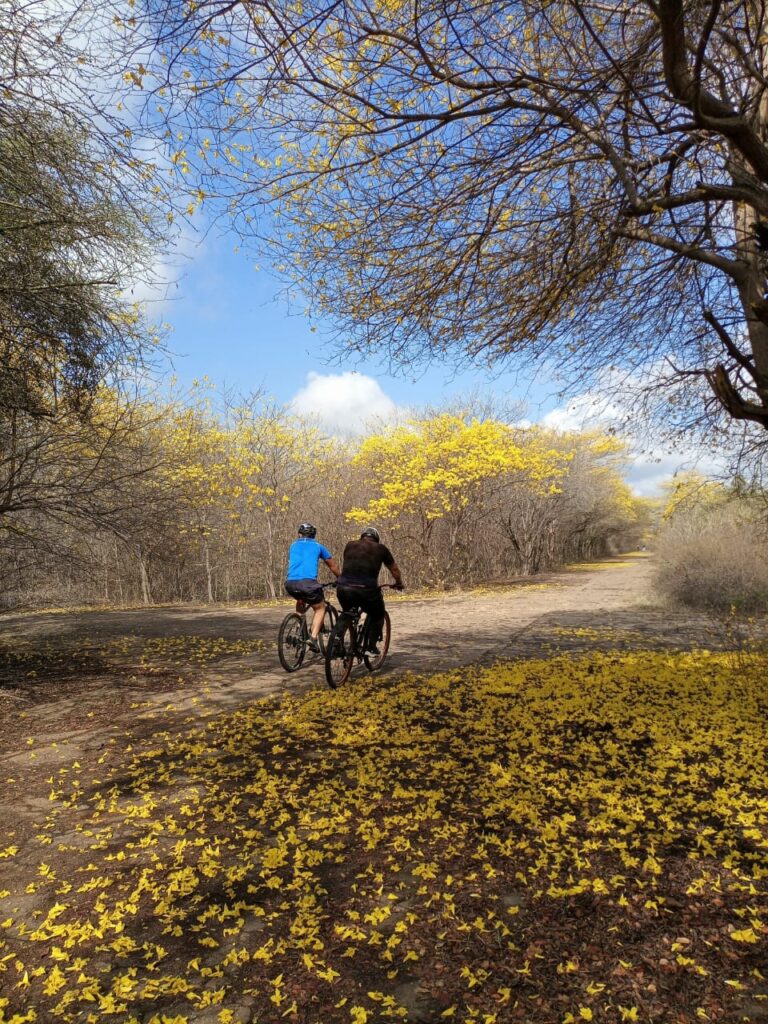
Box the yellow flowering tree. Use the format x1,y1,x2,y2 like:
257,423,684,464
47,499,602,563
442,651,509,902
159,393,268,602
347,415,568,580
0,382,174,602
660,471,728,522
157,390,342,600
500,431,648,574
224,405,339,597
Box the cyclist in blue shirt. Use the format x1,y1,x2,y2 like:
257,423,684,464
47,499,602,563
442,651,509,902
285,523,340,652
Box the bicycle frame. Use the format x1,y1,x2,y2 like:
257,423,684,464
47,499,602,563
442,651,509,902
324,584,395,687
277,581,339,672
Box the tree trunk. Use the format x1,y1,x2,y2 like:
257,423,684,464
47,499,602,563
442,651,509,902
114,538,124,604
264,514,277,599
734,199,768,406
204,538,214,603
138,550,153,606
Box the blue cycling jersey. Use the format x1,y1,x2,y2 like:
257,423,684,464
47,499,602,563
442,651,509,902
286,538,331,581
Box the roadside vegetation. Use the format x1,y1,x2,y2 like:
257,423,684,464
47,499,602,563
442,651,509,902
654,474,768,614
1,388,650,610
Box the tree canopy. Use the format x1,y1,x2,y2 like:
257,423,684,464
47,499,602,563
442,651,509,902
0,1,178,558
142,0,768,438
0,0,172,419
0,107,160,419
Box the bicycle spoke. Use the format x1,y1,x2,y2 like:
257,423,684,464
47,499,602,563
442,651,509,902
364,611,391,672
278,613,307,672
325,618,354,688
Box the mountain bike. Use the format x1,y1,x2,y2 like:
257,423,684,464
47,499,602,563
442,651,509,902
324,585,395,688
277,583,339,672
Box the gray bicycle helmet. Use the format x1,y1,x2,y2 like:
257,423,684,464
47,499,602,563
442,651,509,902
298,522,317,538
360,527,380,543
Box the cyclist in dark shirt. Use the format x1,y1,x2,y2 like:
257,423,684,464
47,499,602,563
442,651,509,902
337,527,404,653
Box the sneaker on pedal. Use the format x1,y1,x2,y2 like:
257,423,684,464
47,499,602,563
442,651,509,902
366,642,380,656
307,638,320,653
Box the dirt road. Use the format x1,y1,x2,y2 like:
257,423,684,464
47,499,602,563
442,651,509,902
1,556,720,759
0,553,715,858
0,555,735,1023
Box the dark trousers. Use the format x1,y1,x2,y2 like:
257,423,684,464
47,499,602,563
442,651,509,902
337,586,385,645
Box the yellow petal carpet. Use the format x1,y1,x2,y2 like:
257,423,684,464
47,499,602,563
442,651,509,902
1,650,767,1023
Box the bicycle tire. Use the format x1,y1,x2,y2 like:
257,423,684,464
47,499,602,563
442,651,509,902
364,611,391,672
318,604,338,656
278,613,307,672
325,617,355,688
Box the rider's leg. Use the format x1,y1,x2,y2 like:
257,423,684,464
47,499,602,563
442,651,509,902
309,598,326,639
365,617,383,650
336,587,358,615
362,592,386,650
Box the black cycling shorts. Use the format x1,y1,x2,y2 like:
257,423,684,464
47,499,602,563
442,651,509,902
285,579,324,606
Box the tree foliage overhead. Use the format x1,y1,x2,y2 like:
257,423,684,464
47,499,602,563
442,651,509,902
0,1,177,553
145,0,768,434
0,101,171,559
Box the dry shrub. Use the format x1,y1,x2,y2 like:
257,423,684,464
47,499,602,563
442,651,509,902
654,502,768,612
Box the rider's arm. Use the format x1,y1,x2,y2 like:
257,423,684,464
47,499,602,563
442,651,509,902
389,561,405,589
324,556,341,578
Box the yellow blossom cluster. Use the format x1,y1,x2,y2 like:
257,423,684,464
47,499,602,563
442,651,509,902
348,415,569,525
1,650,767,1022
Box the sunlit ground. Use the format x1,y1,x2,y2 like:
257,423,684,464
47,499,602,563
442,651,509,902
2,649,767,1023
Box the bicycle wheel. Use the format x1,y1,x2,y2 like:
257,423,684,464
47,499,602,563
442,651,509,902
364,611,391,672
325,617,355,688
318,604,338,656
278,613,307,672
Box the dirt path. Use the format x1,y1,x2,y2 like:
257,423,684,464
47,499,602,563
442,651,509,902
1,556,721,767
0,556,744,1023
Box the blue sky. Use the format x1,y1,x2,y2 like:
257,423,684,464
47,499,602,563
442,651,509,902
137,226,721,496
146,229,561,419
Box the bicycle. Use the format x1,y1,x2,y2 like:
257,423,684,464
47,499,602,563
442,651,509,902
324,584,395,688
277,583,339,673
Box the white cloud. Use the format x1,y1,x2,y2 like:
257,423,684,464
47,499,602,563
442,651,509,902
288,372,399,435
542,392,621,434
125,221,204,314
540,379,726,496
620,449,725,496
